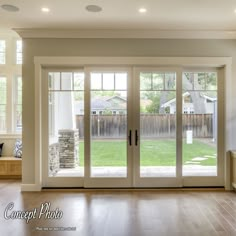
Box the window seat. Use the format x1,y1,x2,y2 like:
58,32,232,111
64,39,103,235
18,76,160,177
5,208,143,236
0,157,22,179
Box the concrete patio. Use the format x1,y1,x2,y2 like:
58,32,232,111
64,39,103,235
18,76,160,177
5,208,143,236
53,165,217,177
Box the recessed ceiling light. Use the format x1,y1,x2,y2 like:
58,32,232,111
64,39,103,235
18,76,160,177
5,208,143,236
139,8,147,13
86,5,102,13
41,7,50,13
1,4,19,12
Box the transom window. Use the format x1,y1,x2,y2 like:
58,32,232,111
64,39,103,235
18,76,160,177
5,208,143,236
90,72,127,90
183,72,217,91
140,72,176,91
48,72,84,91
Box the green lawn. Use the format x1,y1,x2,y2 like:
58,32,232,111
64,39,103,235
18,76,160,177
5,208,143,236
78,139,216,166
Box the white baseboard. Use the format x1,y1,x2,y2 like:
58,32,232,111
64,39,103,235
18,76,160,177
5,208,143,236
21,184,41,192
232,183,236,190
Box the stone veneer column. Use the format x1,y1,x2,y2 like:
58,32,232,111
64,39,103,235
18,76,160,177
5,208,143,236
58,129,79,168
49,143,59,176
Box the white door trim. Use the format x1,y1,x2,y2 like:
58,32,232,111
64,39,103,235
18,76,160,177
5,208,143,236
32,56,231,191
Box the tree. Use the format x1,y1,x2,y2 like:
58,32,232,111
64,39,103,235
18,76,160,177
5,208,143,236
183,73,206,114
145,91,161,114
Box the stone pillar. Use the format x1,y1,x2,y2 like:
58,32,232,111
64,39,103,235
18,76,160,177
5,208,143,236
58,129,79,168
49,143,59,176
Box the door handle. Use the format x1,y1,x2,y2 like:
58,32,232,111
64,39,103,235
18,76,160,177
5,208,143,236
129,130,132,146
135,130,138,146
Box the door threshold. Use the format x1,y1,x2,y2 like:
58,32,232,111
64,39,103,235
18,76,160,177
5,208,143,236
42,186,225,192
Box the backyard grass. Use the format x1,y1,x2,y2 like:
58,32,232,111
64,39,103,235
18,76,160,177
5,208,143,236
78,139,217,166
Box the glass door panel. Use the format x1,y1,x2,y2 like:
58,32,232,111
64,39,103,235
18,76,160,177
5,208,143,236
48,72,85,178
139,71,177,178
90,72,128,178
182,72,217,176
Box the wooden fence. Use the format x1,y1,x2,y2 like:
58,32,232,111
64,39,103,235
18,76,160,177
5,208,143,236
76,114,214,138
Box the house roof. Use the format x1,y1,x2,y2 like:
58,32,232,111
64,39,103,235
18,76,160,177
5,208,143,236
75,95,127,113
161,92,189,108
161,92,217,108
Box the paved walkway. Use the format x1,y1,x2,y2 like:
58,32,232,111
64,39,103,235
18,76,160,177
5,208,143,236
54,166,217,177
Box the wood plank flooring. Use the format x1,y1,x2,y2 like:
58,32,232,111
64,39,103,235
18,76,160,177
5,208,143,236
0,180,236,236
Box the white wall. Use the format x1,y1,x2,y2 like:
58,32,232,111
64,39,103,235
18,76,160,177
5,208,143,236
20,38,236,185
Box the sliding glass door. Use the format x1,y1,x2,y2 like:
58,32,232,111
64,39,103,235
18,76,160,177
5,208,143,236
133,68,223,187
42,68,133,188
42,66,224,188
133,68,181,187
182,69,224,187
85,68,132,187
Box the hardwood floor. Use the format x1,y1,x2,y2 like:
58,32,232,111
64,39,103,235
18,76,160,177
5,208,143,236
0,180,236,236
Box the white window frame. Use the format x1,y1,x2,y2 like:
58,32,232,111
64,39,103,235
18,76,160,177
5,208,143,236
16,40,23,65
0,40,6,64
0,35,22,134
14,75,22,132
0,76,7,133
33,56,231,192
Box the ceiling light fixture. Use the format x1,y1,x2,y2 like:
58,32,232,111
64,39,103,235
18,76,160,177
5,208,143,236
1,4,19,12
139,8,147,13
41,7,50,13
86,5,102,13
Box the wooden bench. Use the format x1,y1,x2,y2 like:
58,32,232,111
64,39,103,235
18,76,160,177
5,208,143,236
0,157,22,179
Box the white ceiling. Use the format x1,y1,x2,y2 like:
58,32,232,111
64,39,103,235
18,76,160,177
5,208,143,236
1,0,236,31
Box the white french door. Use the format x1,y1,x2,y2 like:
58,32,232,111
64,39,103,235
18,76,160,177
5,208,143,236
133,67,224,187
42,66,224,188
42,68,133,188
84,67,133,187
133,68,182,187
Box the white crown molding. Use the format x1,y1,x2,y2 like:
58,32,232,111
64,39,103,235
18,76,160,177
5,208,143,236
14,29,236,39
0,29,20,38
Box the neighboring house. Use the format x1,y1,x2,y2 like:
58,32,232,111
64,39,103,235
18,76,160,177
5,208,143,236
161,92,217,114
75,95,127,115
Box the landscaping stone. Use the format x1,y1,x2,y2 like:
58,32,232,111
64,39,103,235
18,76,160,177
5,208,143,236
58,129,79,168
49,143,59,176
